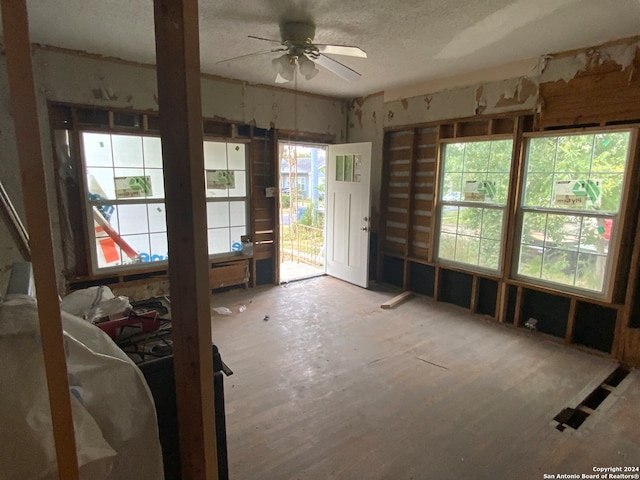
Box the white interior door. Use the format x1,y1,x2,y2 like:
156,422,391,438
326,142,372,288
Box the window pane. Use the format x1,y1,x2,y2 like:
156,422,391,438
121,234,150,260
439,233,457,261
145,169,165,199
149,233,168,262
228,171,247,197
523,173,553,208
592,132,630,172
457,207,482,237
87,168,116,200
575,252,606,291
463,142,490,172
442,173,462,200
229,201,246,227
227,143,245,170
488,139,512,172
444,144,464,172
116,204,149,235
143,137,163,168
207,202,230,228
527,137,556,173
479,239,501,270
112,135,143,168
208,228,230,255
541,248,577,285
481,209,503,241
203,141,227,169
147,204,167,233
455,235,480,265
83,133,113,167
230,226,246,249
336,155,344,181
555,134,593,173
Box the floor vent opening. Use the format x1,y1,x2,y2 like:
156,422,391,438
554,366,629,432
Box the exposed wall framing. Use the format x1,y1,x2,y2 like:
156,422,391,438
379,111,640,366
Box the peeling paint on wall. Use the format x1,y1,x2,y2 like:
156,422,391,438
494,77,537,108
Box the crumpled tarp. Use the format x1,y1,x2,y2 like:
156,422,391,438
0,295,164,480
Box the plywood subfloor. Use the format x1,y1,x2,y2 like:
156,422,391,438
210,277,640,480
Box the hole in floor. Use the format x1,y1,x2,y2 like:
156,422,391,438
553,365,629,431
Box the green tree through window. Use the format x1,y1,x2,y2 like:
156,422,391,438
438,139,513,271
517,131,631,294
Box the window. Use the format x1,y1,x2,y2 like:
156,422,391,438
81,132,248,272
437,139,513,271
516,131,631,295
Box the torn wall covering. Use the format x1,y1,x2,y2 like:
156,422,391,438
0,44,347,295
347,36,640,236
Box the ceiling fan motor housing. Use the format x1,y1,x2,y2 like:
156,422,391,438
280,21,316,49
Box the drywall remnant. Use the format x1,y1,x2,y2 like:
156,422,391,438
388,110,394,120
92,87,118,101
475,85,487,115
540,40,640,84
495,77,537,108
372,110,377,124
424,95,432,110
401,98,409,110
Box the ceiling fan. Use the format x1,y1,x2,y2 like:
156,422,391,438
217,21,367,83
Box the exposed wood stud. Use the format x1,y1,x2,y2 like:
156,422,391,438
153,0,217,478
565,298,577,344
514,286,524,328
470,275,480,314
1,1,80,478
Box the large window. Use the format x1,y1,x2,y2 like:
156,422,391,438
437,139,513,271
516,131,631,295
81,132,248,272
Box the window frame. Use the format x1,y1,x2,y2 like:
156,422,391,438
512,127,634,301
79,129,250,275
435,135,515,276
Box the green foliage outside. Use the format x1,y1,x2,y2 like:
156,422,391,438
438,132,630,293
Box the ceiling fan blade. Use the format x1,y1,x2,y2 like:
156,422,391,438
314,54,361,82
248,35,283,44
316,44,367,58
216,47,287,64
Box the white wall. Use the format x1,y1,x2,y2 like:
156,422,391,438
0,45,348,294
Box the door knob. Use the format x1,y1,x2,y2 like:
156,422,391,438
361,226,368,232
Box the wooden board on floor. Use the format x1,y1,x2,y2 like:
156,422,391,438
381,290,412,309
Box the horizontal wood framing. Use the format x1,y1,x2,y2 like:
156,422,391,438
49,103,279,293
379,109,640,367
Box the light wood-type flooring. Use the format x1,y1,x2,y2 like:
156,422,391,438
210,276,640,480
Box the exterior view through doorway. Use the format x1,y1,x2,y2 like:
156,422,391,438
278,141,327,283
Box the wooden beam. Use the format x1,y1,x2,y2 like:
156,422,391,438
381,291,413,309
0,1,80,478
153,1,217,479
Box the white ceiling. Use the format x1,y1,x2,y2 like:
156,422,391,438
3,0,640,99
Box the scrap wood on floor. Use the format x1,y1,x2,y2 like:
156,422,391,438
380,290,412,309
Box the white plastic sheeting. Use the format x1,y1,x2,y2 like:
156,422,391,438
0,295,164,479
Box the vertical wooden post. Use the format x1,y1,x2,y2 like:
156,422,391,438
1,1,80,479
153,1,217,479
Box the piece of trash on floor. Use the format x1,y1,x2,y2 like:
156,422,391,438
212,307,232,315
263,315,269,322
238,305,247,313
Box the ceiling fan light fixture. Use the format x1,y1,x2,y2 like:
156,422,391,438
298,54,319,80
271,54,289,75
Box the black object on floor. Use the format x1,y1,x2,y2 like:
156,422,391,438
138,344,232,480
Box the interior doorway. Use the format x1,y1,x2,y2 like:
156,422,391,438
278,141,327,283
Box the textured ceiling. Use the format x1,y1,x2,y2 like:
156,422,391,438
2,0,640,98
